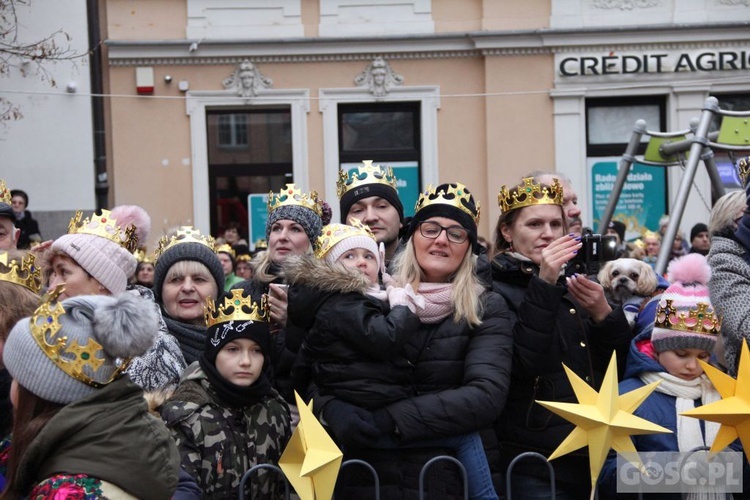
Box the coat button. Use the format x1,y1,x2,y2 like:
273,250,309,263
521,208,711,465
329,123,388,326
569,308,576,315
580,341,586,348
585,376,591,382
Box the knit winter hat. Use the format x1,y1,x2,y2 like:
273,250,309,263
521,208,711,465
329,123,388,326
315,222,381,268
265,184,323,245
152,227,224,303
337,161,404,224
651,253,720,354
608,220,626,243
203,289,271,364
4,289,158,404
690,223,709,242
406,182,481,254
51,205,151,295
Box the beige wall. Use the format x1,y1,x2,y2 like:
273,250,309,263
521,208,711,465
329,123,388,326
107,0,187,40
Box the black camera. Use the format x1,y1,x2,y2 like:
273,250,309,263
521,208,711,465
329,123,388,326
568,233,618,275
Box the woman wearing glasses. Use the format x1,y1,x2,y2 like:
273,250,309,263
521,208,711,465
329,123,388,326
303,182,513,498
489,177,630,499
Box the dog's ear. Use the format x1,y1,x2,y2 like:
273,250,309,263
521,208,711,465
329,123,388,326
635,261,659,295
598,261,614,289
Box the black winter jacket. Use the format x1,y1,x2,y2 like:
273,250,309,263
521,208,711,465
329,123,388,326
490,253,632,489
284,255,421,410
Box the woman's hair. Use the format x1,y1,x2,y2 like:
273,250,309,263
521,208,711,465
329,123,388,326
251,241,313,286
2,383,64,498
391,238,484,326
0,281,39,346
164,260,218,298
491,202,567,258
709,190,746,238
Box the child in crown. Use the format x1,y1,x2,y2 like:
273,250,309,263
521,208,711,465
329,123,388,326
160,289,291,498
285,221,499,500
599,253,743,497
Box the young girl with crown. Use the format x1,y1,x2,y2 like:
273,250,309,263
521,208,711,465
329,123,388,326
490,177,632,498
160,289,291,498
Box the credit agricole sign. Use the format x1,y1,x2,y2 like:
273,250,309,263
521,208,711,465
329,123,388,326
557,49,750,76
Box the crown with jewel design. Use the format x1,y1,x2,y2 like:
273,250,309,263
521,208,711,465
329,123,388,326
498,177,563,214
267,184,323,216
0,251,42,293
204,289,269,329
67,209,139,253
154,226,216,260
133,248,154,264
336,160,398,199
737,156,750,188
414,183,480,225
0,179,10,205
654,298,722,336
30,285,128,388
314,218,377,259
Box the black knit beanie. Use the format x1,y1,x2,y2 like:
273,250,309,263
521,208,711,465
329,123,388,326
340,183,404,224
153,242,225,303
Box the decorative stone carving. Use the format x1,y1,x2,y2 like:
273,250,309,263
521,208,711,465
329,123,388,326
222,59,273,98
354,57,404,99
592,0,662,9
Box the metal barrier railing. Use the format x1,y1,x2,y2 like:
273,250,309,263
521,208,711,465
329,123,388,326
505,451,556,500
418,455,468,500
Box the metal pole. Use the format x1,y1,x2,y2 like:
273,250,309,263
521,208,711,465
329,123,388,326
654,97,719,275
700,147,726,203
597,119,647,234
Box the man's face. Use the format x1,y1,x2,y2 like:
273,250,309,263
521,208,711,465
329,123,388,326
11,196,25,215
536,175,582,236
692,231,710,252
0,217,18,250
346,196,402,248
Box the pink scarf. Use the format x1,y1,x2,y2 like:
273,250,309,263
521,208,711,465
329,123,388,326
416,283,455,323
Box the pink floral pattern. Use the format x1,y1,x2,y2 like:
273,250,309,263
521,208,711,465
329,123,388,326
30,474,104,500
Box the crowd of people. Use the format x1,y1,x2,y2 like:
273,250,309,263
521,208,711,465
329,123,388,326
0,157,749,499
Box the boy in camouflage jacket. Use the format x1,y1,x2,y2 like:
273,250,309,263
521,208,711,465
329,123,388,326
161,289,291,498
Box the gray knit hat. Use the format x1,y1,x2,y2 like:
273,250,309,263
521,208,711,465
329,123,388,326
4,291,158,404
153,241,224,303
266,205,323,245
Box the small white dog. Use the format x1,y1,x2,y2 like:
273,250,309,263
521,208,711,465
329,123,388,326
597,258,660,326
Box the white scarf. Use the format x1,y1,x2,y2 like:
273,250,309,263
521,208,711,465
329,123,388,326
639,371,722,452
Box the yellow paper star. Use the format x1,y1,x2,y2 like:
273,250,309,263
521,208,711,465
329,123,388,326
278,392,343,500
536,352,671,491
682,339,750,461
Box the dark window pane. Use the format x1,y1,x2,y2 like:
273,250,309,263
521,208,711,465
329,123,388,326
341,111,415,151
207,109,292,164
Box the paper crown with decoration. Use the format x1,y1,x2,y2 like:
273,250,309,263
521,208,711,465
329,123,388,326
654,299,721,336
0,251,42,293
267,184,323,216
154,226,216,260
204,288,269,329
414,183,481,225
738,156,750,188
336,160,398,199
498,177,563,214
133,248,154,264
314,219,377,260
0,179,10,204
642,229,661,241
67,209,139,253
215,243,236,258
253,238,268,251
29,285,129,388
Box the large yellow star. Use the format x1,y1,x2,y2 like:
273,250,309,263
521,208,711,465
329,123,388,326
682,339,750,461
536,352,671,492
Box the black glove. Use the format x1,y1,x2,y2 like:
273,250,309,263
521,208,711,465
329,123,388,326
323,399,382,449
372,408,396,435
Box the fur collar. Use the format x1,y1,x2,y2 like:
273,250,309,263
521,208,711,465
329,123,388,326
283,254,372,294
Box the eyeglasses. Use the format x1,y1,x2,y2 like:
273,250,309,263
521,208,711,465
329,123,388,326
418,221,469,244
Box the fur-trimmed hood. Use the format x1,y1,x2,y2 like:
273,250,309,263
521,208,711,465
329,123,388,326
283,254,373,295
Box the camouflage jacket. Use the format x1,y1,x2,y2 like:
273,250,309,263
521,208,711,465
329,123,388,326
160,364,291,499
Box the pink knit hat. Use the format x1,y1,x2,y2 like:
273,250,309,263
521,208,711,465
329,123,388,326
651,253,720,353
52,205,150,295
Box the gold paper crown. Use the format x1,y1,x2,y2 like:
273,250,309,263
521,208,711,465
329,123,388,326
68,209,139,253
336,160,398,199
236,254,252,263
204,289,269,329
738,156,750,187
267,184,323,216
133,248,154,264
154,226,216,260
632,238,645,250
30,285,128,388
254,238,268,251
498,177,563,214
215,243,236,258
0,251,42,293
0,179,10,204
414,183,480,225
654,299,722,336
642,230,661,241
314,219,377,259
